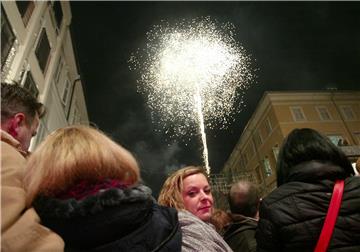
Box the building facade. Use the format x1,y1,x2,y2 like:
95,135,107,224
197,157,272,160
1,0,88,150
217,91,360,208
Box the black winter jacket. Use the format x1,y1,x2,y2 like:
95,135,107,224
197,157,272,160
33,184,182,252
256,161,360,252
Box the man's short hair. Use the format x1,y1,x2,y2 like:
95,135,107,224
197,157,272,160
228,180,260,217
1,82,45,125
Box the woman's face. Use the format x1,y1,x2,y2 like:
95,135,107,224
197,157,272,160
182,173,213,222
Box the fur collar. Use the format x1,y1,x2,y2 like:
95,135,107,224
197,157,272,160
34,184,153,218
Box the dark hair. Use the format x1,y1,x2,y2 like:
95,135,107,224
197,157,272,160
276,128,354,186
1,82,45,125
228,180,259,217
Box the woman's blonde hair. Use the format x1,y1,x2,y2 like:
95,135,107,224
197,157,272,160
24,125,140,206
158,166,208,210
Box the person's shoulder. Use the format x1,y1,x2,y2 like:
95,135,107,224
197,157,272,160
1,139,26,186
262,181,323,206
152,203,179,227
1,131,27,160
224,219,257,239
345,176,360,190
178,210,201,226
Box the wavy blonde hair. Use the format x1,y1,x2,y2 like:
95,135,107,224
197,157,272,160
24,125,140,206
158,166,208,210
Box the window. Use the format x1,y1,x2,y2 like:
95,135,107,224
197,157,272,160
272,144,279,162
52,1,63,29
243,153,248,166
62,79,71,105
238,155,245,169
263,157,272,177
340,106,355,120
327,135,343,146
316,106,331,121
265,117,273,135
248,142,255,158
70,105,79,124
54,56,64,84
354,132,360,145
35,28,51,73
255,130,263,146
15,0,34,26
1,6,16,68
252,141,256,156
290,106,306,121
255,166,262,183
23,71,39,98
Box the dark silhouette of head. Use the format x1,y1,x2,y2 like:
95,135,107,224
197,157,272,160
228,180,260,218
276,128,354,186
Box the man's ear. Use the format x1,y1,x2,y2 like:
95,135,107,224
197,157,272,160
8,113,26,137
14,113,26,126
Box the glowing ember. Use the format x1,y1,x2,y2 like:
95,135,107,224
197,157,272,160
130,17,255,174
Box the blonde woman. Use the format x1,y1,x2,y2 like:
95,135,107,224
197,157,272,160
24,125,181,251
158,166,233,252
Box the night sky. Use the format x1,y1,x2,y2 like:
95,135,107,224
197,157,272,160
70,1,360,196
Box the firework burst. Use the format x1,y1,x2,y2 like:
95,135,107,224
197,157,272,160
130,17,255,173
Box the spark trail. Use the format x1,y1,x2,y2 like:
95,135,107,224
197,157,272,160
130,17,255,174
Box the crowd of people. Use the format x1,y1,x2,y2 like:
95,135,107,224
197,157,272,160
1,82,360,251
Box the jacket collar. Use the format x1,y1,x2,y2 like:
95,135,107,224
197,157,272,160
34,184,172,250
34,184,154,218
230,213,258,223
0,129,28,157
286,160,348,183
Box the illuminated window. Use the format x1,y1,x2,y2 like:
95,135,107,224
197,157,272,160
327,135,343,146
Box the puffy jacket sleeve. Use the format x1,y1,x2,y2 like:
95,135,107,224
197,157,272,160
255,201,280,252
